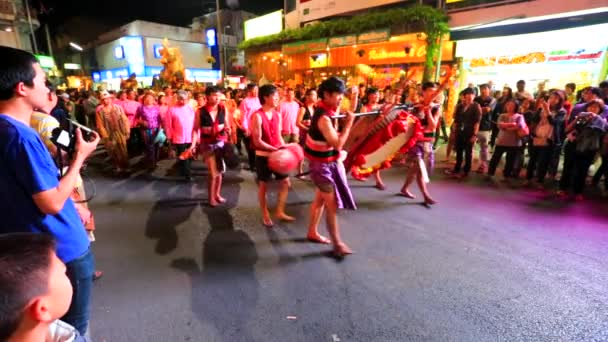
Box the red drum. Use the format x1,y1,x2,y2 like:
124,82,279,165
345,110,423,177
268,143,304,174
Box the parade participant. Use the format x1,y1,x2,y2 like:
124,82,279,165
135,93,162,170
224,90,240,145
305,77,356,256
121,89,140,128
96,90,131,176
121,89,143,155
239,84,261,171
166,90,196,181
279,88,300,144
358,88,387,189
296,89,317,176
190,86,231,207
251,84,294,227
163,86,174,105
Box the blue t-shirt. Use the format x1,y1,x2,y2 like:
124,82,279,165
0,114,89,263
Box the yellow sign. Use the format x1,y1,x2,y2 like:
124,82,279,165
368,45,427,61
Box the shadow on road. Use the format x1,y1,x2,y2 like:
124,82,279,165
168,172,260,341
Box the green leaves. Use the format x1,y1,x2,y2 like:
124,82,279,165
238,5,449,50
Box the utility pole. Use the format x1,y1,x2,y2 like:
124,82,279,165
215,0,224,84
23,0,38,53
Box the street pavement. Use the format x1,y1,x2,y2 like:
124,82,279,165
87,156,608,342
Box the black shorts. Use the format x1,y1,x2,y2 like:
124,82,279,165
255,156,288,182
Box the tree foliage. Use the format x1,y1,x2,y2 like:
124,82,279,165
239,4,450,82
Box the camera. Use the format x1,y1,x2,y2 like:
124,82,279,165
51,119,96,153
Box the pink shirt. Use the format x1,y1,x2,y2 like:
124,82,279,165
238,96,261,133
279,100,300,135
167,105,195,144
121,100,141,128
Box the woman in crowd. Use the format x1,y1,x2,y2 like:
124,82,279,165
136,93,162,170
558,99,608,200
513,97,537,177
96,91,131,176
491,87,514,147
487,99,528,181
525,93,561,187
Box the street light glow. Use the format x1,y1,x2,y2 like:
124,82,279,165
69,42,83,51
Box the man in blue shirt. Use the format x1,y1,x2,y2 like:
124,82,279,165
0,46,100,335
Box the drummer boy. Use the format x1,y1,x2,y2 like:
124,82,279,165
250,84,295,227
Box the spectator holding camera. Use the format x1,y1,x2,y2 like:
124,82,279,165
0,46,100,335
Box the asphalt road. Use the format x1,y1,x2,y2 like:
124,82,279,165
87,158,608,342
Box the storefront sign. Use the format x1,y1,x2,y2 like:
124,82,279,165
282,38,328,54
368,45,428,61
357,29,390,44
468,49,605,68
35,55,56,69
328,35,357,48
310,53,329,68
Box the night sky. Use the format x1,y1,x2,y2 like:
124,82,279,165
36,0,283,44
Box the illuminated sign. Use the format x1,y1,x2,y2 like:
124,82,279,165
185,68,221,82
114,46,125,59
357,29,390,44
206,29,216,47
35,55,56,69
153,44,163,58
97,67,130,81
244,10,283,40
468,50,605,68
63,63,81,70
282,38,327,54
120,36,145,76
310,53,328,68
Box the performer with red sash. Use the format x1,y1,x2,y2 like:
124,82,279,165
305,77,356,257
358,88,387,190
191,86,231,207
251,84,295,227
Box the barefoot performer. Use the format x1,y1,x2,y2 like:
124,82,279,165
191,86,230,207
251,84,295,227
305,77,356,257
399,70,453,205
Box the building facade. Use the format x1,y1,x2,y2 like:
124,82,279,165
0,0,39,52
448,0,608,91
86,20,218,90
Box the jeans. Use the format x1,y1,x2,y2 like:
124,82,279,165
62,248,95,335
560,143,595,194
476,130,491,168
175,143,192,177
592,155,608,188
548,144,563,177
526,145,552,182
488,145,520,177
453,135,474,174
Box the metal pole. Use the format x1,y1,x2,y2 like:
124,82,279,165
332,104,412,119
23,0,38,53
215,0,224,84
45,24,53,57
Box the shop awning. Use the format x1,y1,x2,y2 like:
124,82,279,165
450,8,608,41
